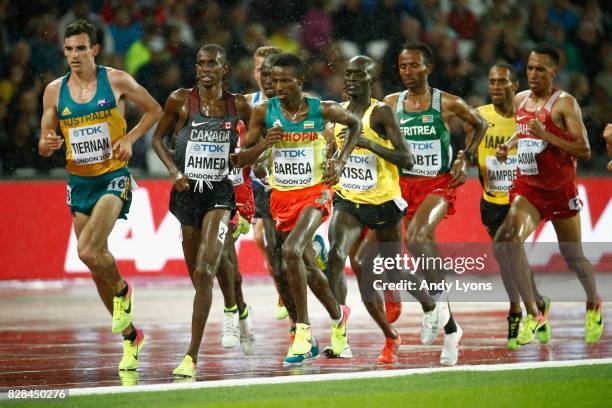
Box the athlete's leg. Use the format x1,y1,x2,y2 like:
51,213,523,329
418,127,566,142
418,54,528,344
552,214,599,308
327,209,363,304
352,229,397,339
494,196,541,317
216,227,238,309
75,195,134,337
282,207,341,324
186,209,231,362
264,217,296,322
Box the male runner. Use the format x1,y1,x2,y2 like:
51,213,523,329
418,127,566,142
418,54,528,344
245,46,292,320
384,42,487,365
494,43,603,345
151,44,252,377
326,55,450,363
39,20,162,371
465,62,549,350
232,53,362,365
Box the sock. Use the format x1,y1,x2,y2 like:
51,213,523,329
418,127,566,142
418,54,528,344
332,306,344,326
123,328,136,342
509,312,523,319
224,304,238,313
116,281,128,298
239,306,249,320
444,315,457,334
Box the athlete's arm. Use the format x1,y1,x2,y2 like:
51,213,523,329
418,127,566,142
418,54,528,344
231,103,280,167
39,80,63,157
151,89,190,191
445,94,488,188
528,94,590,160
367,103,414,169
323,122,338,159
235,94,253,127
495,132,518,162
108,69,162,161
321,101,362,185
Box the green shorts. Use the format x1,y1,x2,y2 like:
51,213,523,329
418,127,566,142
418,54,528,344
67,167,132,220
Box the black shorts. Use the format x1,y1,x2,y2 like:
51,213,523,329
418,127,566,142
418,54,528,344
254,186,272,219
480,197,510,238
332,193,406,230
169,178,236,227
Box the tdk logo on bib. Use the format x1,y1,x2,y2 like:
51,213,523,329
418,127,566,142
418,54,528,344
191,144,225,154
73,126,104,137
348,155,371,165
275,149,306,158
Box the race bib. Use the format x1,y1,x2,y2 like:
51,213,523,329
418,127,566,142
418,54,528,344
184,141,230,182
69,122,112,165
405,139,441,177
228,167,244,187
340,152,377,192
272,146,314,187
517,138,547,175
485,155,518,193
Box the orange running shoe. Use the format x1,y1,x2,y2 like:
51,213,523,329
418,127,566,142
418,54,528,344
385,301,402,323
378,334,401,364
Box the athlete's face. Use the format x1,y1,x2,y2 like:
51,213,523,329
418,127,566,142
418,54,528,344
526,52,558,94
260,59,276,98
272,66,303,103
344,60,373,98
253,56,264,89
398,49,431,90
488,66,517,107
196,50,228,88
64,33,99,73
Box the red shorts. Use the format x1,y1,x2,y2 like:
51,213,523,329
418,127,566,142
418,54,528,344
510,178,582,221
399,173,456,219
270,184,333,232
231,185,255,225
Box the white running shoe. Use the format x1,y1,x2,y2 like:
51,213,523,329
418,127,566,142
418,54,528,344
222,310,239,348
239,306,256,355
421,302,450,345
440,322,462,366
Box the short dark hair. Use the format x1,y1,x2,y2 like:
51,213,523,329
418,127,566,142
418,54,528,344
272,53,305,77
531,43,560,66
64,19,97,45
198,43,227,64
402,41,435,65
491,62,518,82
254,46,282,59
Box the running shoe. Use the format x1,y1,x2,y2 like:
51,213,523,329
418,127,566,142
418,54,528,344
284,338,320,366
118,329,145,371
232,214,251,238
222,309,240,348
517,314,545,345
421,302,450,345
378,333,401,364
537,297,552,344
276,297,289,320
585,303,604,344
440,323,462,366
331,305,351,356
173,355,196,378
239,306,256,355
313,233,328,274
385,300,402,324
323,343,353,358
284,323,319,365
507,314,522,350
112,281,134,334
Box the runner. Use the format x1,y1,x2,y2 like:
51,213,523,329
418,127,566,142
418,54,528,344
38,19,162,371
384,42,488,365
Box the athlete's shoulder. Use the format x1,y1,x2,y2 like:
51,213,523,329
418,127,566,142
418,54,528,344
169,88,191,101
45,77,65,93
477,104,494,114
514,90,530,105
382,92,400,106
43,77,64,105
245,92,256,104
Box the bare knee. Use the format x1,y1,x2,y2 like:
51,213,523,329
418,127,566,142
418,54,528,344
193,265,215,290
77,241,103,269
282,245,301,267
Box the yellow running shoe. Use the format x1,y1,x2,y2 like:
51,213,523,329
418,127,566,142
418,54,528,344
118,329,145,371
517,314,545,345
537,297,552,344
291,323,313,355
232,214,251,238
173,355,196,378
112,282,134,334
331,305,351,356
275,297,288,320
585,304,604,344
